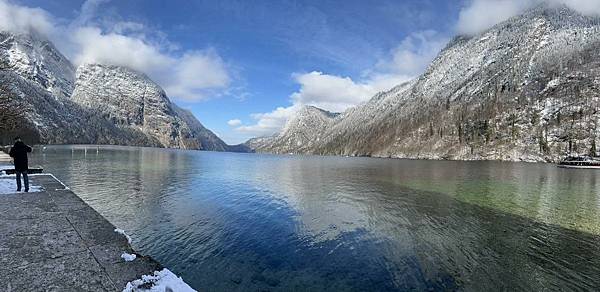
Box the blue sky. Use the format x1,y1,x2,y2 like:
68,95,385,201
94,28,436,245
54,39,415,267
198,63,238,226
14,0,585,144
6,0,476,144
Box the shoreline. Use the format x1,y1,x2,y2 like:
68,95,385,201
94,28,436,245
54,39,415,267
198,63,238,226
23,143,566,164
0,170,194,291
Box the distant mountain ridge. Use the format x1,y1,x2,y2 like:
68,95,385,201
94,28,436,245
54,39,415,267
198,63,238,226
0,30,242,151
251,106,339,153
247,4,600,162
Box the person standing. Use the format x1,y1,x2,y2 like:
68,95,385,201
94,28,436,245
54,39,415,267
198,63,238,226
9,137,32,192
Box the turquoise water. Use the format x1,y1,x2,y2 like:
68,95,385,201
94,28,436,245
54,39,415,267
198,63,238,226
31,145,600,291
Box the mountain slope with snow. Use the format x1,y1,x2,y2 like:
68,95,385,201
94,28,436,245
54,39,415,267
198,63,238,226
0,69,159,146
251,105,339,154
71,63,229,150
0,31,235,151
249,5,600,162
0,31,75,99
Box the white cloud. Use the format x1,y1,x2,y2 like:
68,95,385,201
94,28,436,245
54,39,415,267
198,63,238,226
457,0,600,36
233,71,390,137
0,0,232,102
227,119,242,126
162,51,231,101
72,0,111,27
290,72,379,113
380,30,449,76
548,0,600,15
0,0,54,36
72,27,172,72
233,72,383,137
235,105,300,136
456,0,528,36
235,31,447,138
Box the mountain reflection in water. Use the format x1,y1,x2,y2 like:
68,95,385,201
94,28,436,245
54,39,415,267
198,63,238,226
30,145,600,291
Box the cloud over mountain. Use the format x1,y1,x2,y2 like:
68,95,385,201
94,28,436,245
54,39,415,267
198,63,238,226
0,0,232,101
0,0,53,36
234,30,447,137
457,0,600,35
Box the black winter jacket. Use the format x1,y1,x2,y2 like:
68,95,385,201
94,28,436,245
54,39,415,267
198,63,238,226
9,141,32,171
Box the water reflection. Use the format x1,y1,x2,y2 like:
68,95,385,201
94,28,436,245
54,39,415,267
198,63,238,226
31,146,600,291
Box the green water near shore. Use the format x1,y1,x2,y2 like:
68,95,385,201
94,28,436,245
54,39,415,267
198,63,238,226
401,166,600,235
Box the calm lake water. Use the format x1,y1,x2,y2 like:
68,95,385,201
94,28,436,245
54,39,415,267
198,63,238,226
30,145,600,291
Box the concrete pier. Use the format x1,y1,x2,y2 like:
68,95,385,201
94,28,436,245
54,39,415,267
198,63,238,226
0,174,161,291
0,152,11,164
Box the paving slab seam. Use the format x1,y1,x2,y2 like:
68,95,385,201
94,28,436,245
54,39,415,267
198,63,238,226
63,213,121,291
1,174,162,291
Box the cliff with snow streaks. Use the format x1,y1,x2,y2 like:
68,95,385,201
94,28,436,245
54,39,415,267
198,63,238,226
248,5,600,162
0,31,74,99
0,31,232,151
254,106,339,154
71,64,228,150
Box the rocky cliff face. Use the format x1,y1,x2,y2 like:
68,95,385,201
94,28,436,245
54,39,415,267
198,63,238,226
0,32,154,146
249,5,600,162
254,106,339,154
71,64,228,150
0,31,233,151
171,104,229,151
0,69,159,146
0,31,75,99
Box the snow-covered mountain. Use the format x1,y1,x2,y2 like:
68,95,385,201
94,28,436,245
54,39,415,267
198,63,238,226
0,31,236,151
71,64,228,150
253,106,339,154
248,4,600,162
0,31,75,99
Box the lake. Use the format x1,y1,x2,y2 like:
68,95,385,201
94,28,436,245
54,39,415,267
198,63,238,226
30,145,600,291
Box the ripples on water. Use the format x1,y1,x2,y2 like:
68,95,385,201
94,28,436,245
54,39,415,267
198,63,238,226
31,145,600,291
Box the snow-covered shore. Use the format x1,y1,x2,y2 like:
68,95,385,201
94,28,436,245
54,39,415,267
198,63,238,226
114,224,196,291
0,175,43,194
123,269,197,292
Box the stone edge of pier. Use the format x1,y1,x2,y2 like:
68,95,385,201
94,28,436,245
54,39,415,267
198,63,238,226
0,172,164,291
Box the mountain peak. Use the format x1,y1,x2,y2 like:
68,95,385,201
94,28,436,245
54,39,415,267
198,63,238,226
0,29,234,151
0,30,75,99
75,63,164,95
71,62,230,150
283,105,338,133
249,3,600,161
297,105,339,119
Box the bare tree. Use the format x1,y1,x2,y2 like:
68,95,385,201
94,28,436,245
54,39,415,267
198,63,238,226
0,59,23,136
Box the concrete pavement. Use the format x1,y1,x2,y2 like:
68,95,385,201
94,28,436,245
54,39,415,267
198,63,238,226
0,174,161,291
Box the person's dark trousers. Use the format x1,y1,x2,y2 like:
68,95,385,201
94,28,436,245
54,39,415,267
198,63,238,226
16,170,29,192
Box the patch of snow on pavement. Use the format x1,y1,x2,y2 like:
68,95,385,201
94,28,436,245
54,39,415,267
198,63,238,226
0,177,43,194
123,268,196,292
121,253,137,262
114,228,132,244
